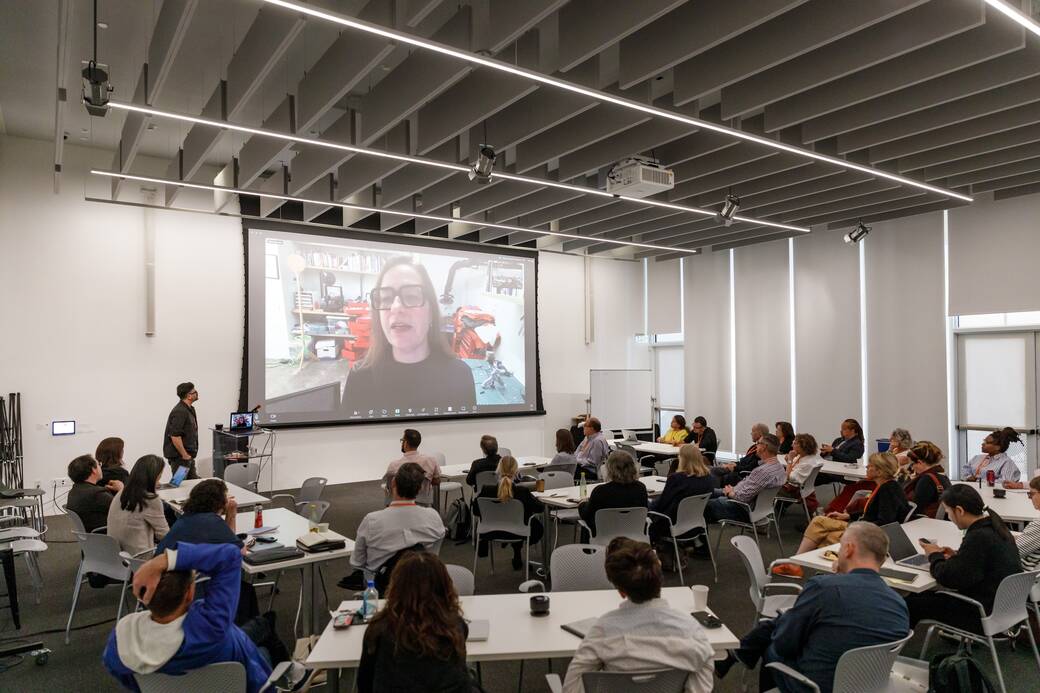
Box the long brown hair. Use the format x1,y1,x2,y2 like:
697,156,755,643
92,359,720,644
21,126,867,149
95,437,125,469
358,256,454,370
555,428,576,454
367,552,466,660
497,455,519,501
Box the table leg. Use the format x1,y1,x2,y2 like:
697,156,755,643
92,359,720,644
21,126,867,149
309,562,322,637
0,549,18,630
326,667,340,693
541,505,552,577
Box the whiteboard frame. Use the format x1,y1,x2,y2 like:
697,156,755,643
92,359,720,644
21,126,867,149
588,369,654,432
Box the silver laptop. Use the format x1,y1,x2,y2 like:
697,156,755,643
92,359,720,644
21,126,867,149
621,429,638,442
881,522,932,569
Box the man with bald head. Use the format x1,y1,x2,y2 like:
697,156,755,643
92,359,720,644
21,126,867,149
715,522,909,692
711,422,769,486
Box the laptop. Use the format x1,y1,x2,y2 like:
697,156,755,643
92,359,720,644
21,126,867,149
621,429,638,442
160,465,189,490
229,412,255,431
881,522,932,569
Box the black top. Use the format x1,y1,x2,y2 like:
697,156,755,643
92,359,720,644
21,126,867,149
778,437,793,455
67,482,115,532
155,511,242,554
465,454,501,489
650,473,714,522
358,616,471,693
734,445,761,474
691,427,719,456
850,479,910,526
578,481,649,535
98,466,130,487
474,483,543,523
905,466,951,519
928,516,1021,611
827,436,864,463
341,353,476,416
163,400,198,459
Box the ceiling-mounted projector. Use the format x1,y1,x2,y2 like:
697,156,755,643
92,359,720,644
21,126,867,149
606,156,674,198
82,60,113,117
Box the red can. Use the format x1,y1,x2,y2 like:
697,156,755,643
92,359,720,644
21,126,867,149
986,469,996,487
254,506,264,528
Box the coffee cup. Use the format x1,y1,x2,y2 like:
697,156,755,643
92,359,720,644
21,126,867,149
691,584,709,612
215,423,224,430
529,594,550,616
993,488,1007,499
535,478,546,493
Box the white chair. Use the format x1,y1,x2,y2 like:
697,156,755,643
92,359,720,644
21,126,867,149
546,668,689,693
0,527,46,603
294,500,331,523
934,503,947,521
903,501,918,523
224,462,261,494
472,498,534,581
499,447,512,457
654,458,676,477
765,632,914,693
918,569,1040,693
616,444,655,476
270,477,327,509
538,471,573,490
430,452,464,510
474,471,499,494
773,463,823,523
582,507,650,546
648,493,716,584
731,535,802,620
133,659,295,693
64,506,106,535
446,564,475,596
520,544,612,593
713,485,785,556
66,531,132,643
542,461,577,477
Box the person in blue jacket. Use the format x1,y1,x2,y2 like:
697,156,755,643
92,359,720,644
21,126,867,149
103,542,303,692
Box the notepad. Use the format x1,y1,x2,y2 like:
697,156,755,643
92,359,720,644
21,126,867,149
466,619,490,641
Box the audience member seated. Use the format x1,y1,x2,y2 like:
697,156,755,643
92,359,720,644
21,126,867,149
1016,476,1040,571
823,425,911,514
107,455,170,558
155,479,258,625
688,416,718,462
905,485,1021,634
888,428,914,476
575,416,610,480
475,455,544,570
96,437,130,486
658,414,689,445
357,552,472,693
711,423,767,487
562,538,714,693
903,441,950,519
775,421,795,456
776,433,824,513
649,445,713,565
348,463,445,587
578,451,648,541
794,452,909,558
383,428,442,504
104,542,305,693
816,418,866,486
704,435,785,525
465,434,501,490
961,427,1024,489
67,454,121,533
546,428,578,474
715,523,909,693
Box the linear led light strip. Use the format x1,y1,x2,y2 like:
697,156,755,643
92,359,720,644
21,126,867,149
262,0,973,204
106,101,808,234
983,0,1040,38
89,169,700,254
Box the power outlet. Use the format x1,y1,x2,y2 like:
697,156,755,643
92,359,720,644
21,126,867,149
51,478,71,489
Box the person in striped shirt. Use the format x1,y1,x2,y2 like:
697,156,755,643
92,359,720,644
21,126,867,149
1017,475,1040,571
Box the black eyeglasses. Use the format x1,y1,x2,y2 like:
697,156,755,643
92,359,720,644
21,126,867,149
371,285,425,310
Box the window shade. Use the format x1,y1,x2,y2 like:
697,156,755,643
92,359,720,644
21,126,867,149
647,258,682,335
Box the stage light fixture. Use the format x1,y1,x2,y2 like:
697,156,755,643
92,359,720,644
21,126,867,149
717,193,740,227
844,221,871,244
468,144,496,184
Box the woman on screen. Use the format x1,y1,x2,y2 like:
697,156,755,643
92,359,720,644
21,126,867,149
342,257,476,415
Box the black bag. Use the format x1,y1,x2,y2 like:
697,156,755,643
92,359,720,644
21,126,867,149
446,497,472,543
928,643,997,693
373,543,426,594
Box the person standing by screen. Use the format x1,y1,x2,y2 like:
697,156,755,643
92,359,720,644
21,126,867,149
164,382,200,480
341,257,476,416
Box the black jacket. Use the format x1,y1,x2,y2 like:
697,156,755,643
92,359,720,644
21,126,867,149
905,466,950,519
67,482,115,533
465,454,501,489
850,480,910,526
928,516,1022,611
98,466,129,487
691,427,719,456
579,481,648,535
163,400,198,459
650,473,714,522
827,436,864,463
358,616,472,693
734,445,761,474
778,437,793,455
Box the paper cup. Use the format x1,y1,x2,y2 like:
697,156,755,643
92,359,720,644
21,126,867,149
691,584,709,611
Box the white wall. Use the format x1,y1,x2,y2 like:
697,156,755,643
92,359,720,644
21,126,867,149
0,135,648,513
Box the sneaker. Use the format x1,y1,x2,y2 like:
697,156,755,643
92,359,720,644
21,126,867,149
771,563,803,578
274,661,314,692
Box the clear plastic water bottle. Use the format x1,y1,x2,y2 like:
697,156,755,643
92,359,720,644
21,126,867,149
579,472,588,500
307,502,320,530
360,579,379,619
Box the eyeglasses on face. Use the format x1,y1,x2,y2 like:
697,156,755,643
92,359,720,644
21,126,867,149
371,285,426,310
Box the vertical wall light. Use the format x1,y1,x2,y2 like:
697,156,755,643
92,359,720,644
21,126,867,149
788,238,797,430
729,249,737,455
943,210,958,471
858,239,869,447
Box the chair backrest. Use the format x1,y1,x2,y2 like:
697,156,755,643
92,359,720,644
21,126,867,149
298,477,327,502
672,493,711,536
831,632,913,693
474,497,526,534
655,459,675,477
539,470,573,490
934,503,947,521
799,464,824,496
295,500,331,523
74,531,131,581
542,462,578,477
430,451,447,467
748,485,783,524
983,569,1040,635
616,444,639,459
445,564,475,596
549,544,612,592
903,501,917,523
591,507,649,545
64,506,87,534
498,447,512,458
134,661,247,693
731,534,768,611
224,462,260,491
581,668,688,693
474,471,499,492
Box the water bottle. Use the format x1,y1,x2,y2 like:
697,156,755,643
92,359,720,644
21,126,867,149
307,502,320,530
579,472,588,500
254,505,263,529
360,579,379,619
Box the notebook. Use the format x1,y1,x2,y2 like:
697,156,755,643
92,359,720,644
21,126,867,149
466,619,490,642
561,617,598,639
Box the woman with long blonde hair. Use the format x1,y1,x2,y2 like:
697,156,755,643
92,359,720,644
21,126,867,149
649,444,714,557
474,455,544,570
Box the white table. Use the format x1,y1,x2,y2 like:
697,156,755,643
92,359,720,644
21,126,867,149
440,456,554,479
957,482,1038,523
237,508,354,636
786,518,963,593
609,440,682,456
157,477,269,507
819,459,868,480
306,586,738,691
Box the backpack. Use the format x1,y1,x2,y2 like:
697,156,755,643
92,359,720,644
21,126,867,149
928,644,997,693
374,543,425,594
446,497,472,543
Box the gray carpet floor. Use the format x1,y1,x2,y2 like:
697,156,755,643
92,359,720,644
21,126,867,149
3,480,1038,692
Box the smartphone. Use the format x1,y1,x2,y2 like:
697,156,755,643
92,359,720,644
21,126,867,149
332,612,355,629
691,611,723,629
255,535,278,543
822,550,839,561
918,537,935,545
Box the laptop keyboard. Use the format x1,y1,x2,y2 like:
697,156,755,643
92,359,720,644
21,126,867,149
899,553,931,568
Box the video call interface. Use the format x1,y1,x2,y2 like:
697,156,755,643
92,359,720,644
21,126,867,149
245,227,541,426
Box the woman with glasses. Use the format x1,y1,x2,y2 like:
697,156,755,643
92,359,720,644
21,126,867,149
903,441,949,519
1016,476,1040,571
341,257,476,415
961,427,1024,489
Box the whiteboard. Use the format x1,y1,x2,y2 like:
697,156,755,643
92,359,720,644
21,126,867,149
589,369,653,432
